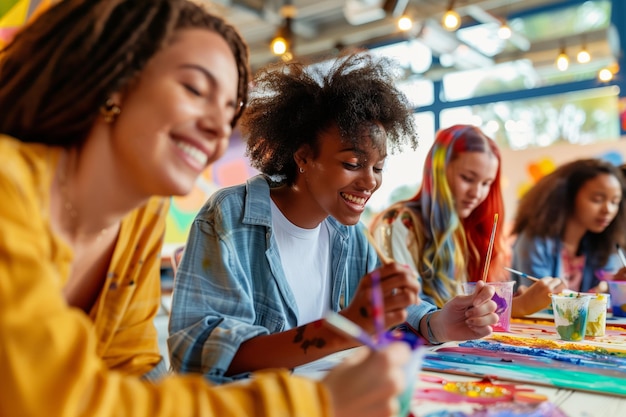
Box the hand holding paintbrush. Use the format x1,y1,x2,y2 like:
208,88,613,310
504,266,567,291
334,230,420,337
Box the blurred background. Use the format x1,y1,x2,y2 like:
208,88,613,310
3,0,625,251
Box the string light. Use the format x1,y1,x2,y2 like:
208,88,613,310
577,48,591,64
442,0,461,31
498,21,512,40
270,2,296,56
498,0,511,40
598,68,613,82
555,43,569,71
577,36,591,64
271,32,289,55
398,15,413,32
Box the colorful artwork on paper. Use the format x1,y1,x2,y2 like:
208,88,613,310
422,319,626,397
0,0,51,48
414,374,568,417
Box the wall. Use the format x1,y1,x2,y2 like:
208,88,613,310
499,138,626,230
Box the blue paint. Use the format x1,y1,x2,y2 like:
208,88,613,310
422,340,626,395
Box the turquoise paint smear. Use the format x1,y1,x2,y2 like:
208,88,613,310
423,343,626,396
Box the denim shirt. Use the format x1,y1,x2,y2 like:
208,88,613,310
511,231,620,292
168,175,435,383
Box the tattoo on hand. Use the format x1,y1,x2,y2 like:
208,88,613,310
360,306,369,318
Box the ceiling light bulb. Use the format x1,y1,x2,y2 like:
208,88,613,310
555,48,569,71
577,49,591,64
498,22,512,40
598,68,613,82
271,37,288,55
398,16,413,31
442,9,461,31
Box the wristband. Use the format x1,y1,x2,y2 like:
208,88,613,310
425,311,443,345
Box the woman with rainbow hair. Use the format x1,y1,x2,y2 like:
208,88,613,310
370,124,565,318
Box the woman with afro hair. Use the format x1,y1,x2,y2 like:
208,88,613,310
169,54,498,384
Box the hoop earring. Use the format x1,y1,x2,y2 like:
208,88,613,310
100,99,121,123
299,167,304,174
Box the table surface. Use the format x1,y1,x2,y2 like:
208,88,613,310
294,314,626,417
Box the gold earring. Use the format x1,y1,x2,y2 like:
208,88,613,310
100,99,121,123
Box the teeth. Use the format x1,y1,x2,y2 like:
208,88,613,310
175,141,208,167
341,192,366,205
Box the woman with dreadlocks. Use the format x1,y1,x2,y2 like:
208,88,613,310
0,1,415,416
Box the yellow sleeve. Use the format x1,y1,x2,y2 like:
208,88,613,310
96,198,168,377
0,142,331,417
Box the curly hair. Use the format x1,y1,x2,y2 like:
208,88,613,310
0,0,250,147
241,52,419,186
513,158,626,266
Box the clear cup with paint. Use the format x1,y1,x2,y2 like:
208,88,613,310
550,293,591,341
579,292,608,337
463,281,514,332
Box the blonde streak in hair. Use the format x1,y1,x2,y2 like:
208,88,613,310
411,210,447,308
434,145,466,291
422,214,458,306
453,228,469,281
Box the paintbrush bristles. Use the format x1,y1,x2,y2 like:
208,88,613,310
481,213,499,282
364,229,393,264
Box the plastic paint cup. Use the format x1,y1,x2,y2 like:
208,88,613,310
463,281,514,332
579,293,608,337
550,294,591,341
608,281,626,317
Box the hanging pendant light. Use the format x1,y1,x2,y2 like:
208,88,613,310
270,1,296,57
555,43,569,71
498,20,512,40
442,0,461,31
576,36,591,64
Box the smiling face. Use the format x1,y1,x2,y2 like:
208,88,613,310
298,123,387,226
571,173,622,234
446,151,499,219
109,28,239,197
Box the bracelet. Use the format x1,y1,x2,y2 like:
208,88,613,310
425,311,443,345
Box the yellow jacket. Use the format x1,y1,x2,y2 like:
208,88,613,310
0,135,331,417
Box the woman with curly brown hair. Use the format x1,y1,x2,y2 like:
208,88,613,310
0,1,414,416
169,54,498,384
511,158,626,296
